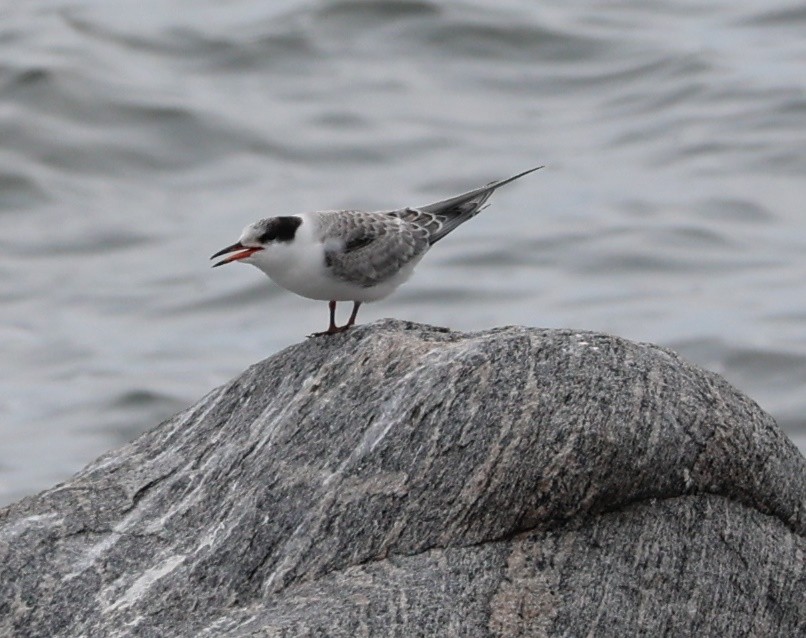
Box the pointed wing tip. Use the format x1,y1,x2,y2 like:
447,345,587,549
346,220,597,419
490,165,546,189
519,165,545,177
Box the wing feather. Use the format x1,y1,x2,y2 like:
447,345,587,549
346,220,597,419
313,168,540,286
317,211,429,287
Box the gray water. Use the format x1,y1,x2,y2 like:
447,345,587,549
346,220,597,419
1,0,805,506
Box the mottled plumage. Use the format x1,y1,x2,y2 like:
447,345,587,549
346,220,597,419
317,211,430,288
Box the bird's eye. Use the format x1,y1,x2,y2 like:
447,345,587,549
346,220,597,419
257,230,275,243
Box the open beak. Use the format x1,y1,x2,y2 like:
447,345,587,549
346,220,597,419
210,242,263,268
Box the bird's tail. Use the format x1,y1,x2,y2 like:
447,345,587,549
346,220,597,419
420,166,543,244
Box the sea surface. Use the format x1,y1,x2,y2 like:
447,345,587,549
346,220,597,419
1,0,805,505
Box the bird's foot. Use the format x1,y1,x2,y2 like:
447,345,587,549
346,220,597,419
307,325,351,338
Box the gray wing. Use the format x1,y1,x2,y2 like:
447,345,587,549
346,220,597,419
316,211,430,288
391,166,543,244
315,168,542,286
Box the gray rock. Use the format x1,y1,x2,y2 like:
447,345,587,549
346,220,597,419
0,320,804,637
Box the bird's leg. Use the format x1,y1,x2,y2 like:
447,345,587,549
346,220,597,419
309,301,344,338
345,301,362,328
327,300,339,333
308,301,362,337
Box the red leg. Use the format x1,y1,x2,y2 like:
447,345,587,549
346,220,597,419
328,300,338,332
309,301,341,337
308,300,362,338
346,301,362,328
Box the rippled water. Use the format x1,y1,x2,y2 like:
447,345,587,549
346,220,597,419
1,0,805,505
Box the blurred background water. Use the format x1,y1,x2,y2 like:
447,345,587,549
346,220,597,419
1,0,805,506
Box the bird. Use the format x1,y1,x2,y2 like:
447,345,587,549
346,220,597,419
211,166,542,336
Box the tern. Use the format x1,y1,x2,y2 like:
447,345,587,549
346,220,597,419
211,166,542,336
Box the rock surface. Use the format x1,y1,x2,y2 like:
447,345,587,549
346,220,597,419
0,320,804,637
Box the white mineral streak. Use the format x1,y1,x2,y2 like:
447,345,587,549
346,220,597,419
0,513,60,542
106,554,187,613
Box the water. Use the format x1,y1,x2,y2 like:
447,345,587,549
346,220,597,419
1,0,805,506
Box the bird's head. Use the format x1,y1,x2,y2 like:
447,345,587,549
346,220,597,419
210,216,302,268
